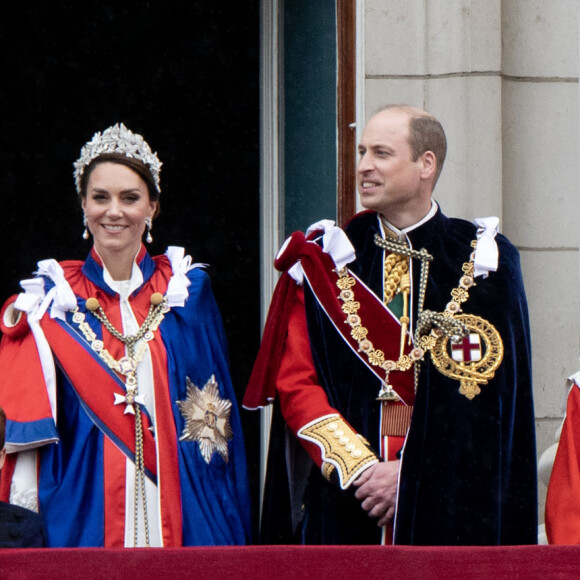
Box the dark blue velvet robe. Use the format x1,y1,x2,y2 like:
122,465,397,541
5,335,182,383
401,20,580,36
0,501,45,548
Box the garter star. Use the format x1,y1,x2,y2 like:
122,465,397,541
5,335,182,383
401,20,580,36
177,375,233,464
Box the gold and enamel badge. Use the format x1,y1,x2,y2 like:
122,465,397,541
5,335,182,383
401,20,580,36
177,375,233,464
416,239,505,400
428,313,503,399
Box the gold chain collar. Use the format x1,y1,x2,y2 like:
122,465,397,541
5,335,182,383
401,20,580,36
336,268,425,401
415,240,477,350
416,240,504,399
335,236,480,401
72,293,169,403
71,291,169,547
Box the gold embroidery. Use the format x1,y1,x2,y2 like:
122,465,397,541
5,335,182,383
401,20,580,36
299,416,378,489
321,462,336,481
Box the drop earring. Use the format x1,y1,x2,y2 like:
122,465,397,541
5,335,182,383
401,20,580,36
145,217,153,243
82,214,89,240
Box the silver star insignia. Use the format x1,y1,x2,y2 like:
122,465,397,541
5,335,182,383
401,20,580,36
177,375,233,464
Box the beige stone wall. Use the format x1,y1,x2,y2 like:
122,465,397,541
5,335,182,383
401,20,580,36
359,0,580,525
502,0,580,526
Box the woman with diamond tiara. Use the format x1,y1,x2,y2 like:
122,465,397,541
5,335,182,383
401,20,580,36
0,123,251,547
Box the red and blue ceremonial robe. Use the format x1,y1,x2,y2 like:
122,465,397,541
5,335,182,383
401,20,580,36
0,246,251,547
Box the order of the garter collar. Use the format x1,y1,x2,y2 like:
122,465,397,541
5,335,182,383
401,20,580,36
73,122,162,194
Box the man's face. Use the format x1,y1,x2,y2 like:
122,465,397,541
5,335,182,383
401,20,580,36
357,109,425,216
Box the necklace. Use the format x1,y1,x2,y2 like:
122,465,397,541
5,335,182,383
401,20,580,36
338,234,478,401
369,234,434,398
414,240,477,347
415,240,504,400
71,291,169,547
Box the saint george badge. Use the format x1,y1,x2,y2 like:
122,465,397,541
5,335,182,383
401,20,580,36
450,333,482,362
177,375,233,463
429,314,503,399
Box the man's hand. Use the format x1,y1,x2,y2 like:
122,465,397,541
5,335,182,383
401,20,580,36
352,460,400,526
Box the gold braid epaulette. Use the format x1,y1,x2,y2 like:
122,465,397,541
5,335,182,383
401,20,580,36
298,416,378,489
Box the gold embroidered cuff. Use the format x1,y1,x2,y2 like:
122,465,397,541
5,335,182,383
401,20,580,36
298,416,378,489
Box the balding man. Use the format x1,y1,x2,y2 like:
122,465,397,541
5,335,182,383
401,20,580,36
245,105,537,546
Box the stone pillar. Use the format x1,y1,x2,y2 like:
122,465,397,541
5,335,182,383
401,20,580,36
360,0,580,526
502,0,580,524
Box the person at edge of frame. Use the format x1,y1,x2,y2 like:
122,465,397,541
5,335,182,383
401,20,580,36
0,406,45,548
0,123,251,547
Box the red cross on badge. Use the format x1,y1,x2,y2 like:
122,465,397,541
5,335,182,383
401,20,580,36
451,333,482,362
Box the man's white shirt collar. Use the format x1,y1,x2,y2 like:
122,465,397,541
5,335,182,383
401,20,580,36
380,200,438,239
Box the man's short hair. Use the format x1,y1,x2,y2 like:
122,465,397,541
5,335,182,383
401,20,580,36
0,406,5,450
378,104,447,183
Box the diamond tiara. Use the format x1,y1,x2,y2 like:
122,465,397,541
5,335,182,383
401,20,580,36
73,123,162,194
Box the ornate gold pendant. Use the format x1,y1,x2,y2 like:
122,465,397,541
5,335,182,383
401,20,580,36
428,314,504,399
177,375,233,463
376,382,400,402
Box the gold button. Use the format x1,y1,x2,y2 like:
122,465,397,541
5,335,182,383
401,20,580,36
85,297,100,312
150,292,164,306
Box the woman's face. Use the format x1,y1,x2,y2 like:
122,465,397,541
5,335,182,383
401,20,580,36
82,162,157,258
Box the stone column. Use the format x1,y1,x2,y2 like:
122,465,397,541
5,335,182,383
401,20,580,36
360,0,580,526
502,0,580,525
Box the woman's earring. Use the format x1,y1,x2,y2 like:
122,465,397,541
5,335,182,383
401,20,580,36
82,214,90,240
145,217,153,243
